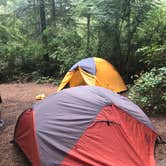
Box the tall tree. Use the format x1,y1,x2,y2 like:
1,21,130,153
86,13,90,56
32,0,40,34
39,0,46,32
95,0,156,81
39,0,49,62
51,0,56,21
74,0,94,56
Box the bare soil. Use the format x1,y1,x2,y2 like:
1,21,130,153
0,83,165,166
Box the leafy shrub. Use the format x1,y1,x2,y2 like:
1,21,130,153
128,67,166,114
45,26,86,76
0,22,45,82
136,44,166,70
36,76,55,84
35,76,61,86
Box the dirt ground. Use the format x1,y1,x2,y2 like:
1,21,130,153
0,83,166,166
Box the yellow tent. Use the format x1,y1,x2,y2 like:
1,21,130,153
57,57,127,93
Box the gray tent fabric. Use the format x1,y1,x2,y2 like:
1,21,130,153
33,86,155,166
69,57,96,75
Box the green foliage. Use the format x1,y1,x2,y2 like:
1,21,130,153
0,20,44,81
128,67,166,113
35,76,55,84
0,0,166,88
45,26,87,75
136,44,166,70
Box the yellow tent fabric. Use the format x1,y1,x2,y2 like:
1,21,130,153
57,57,127,93
94,57,127,92
57,72,74,91
79,67,96,86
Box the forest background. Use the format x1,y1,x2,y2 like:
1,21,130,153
0,0,165,113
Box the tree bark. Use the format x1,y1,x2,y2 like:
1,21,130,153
51,0,56,21
126,0,131,61
39,0,49,68
32,0,39,35
125,0,131,81
39,0,46,32
87,14,90,56
97,29,102,57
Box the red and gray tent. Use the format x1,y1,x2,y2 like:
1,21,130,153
14,86,158,166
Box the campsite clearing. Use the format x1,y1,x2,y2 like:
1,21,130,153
0,83,166,166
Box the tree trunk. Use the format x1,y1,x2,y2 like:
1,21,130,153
114,19,122,60
126,0,131,60
51,0,56,21
39,0,46,32
125,0,131,81
32,0,39,35
97,29,102,56
38,0,49,77
87,14,90,56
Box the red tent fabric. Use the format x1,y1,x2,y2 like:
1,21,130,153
62,105,157,166
14,86,158,166
14,109,41,166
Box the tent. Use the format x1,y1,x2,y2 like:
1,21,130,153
57,57,127,93
14,86,158,166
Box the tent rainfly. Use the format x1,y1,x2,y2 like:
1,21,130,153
57,57,127,93
14,86,158,166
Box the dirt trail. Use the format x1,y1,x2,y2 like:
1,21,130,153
0,83,165,166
